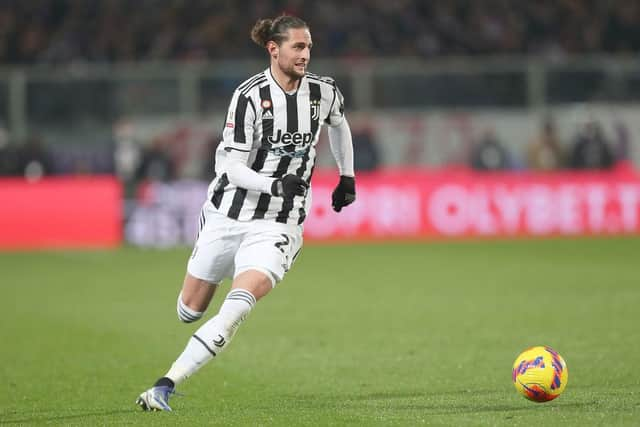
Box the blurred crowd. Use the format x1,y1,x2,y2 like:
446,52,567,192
469,117,627,172
0,0,637,181
1,0,640,64
0,117,629,183
0,132,114,179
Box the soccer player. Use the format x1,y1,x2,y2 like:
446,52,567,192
136,14,356,411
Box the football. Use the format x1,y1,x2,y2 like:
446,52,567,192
512,346,568,402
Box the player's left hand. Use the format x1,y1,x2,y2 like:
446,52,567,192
331,175,356,212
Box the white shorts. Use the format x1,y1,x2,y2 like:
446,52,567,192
187,202,303,287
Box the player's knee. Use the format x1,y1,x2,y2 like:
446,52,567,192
176,292,204,323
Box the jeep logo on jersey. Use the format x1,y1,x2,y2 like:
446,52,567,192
268,129,313,146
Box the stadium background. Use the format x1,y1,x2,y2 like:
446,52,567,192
2,0,640,247
1,2,639,425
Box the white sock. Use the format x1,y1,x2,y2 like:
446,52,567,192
165,288,256,385
176,292,204,323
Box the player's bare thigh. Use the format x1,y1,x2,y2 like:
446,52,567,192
180,272,217,312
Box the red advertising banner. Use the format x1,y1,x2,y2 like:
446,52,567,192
306,167,640,240
0,177,122,249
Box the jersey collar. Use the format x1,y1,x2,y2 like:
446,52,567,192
267,67,305,97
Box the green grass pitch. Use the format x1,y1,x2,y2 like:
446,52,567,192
1,237,639,426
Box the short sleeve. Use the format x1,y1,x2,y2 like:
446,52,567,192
221,90,256,152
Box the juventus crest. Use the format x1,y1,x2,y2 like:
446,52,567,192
310,99,320,121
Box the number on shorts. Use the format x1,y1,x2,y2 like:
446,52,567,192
274,234,290,253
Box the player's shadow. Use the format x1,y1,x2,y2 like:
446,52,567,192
0,409,135,424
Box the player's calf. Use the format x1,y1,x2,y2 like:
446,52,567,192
164,288,257,384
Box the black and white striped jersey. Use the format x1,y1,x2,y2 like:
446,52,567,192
207,67,345,225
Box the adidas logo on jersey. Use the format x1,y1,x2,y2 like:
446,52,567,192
262,110,273,119
268,129,313,146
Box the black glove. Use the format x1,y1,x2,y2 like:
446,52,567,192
331,175,356,212
271,174,308,198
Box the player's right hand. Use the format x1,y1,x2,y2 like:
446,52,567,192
271,174,308,198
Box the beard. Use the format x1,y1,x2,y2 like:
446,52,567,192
279,60,306,79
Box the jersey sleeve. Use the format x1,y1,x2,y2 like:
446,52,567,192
221,90,257,152
326,84,345,127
